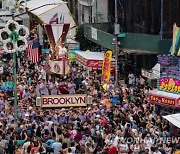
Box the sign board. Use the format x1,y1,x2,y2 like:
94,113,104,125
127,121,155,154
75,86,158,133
158,76,180,94
118,33,126,38
141,69,151,79
148,93,179,108
91,27,97,40
41,94,87,108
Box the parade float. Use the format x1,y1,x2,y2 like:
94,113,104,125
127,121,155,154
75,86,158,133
44,23,71,76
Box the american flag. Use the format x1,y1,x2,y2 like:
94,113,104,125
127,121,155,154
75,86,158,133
27,42,40,63
49,13,58,24
44,63,51,72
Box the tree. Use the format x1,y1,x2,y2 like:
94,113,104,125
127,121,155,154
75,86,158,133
75,25,96,51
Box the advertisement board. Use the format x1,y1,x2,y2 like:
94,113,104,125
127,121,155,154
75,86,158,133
41,94,87,108
158,76,180,94
148,93,179,108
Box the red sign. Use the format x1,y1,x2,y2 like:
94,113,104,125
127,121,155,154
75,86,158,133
41,94,87,108
87,60,99,68
148,94,179,108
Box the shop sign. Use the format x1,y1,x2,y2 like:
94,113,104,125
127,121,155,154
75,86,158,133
91,27,97,40
158,76,180,94
141,69,151,78
87,60,99,68
149,94,176,106
41,94,87,108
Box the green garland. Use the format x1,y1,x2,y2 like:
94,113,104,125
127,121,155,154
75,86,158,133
8,31,19,43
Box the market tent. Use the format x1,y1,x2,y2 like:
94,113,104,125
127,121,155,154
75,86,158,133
26,0,76,38
141,63,160,79
75,51,115,69
163,113,180,128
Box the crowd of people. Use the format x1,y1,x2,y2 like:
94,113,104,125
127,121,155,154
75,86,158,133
0,51,179,154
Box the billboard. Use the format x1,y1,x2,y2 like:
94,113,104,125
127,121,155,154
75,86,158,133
41,94,87,108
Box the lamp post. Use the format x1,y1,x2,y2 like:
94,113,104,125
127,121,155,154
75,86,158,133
112,38,118,82
0,20,29,126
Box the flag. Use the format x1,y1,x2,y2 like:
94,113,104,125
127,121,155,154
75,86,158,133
27,42,40,63
101,50,112,83
59,14,64,24
169,23,180,56
44,63,51,72
49,13,58,24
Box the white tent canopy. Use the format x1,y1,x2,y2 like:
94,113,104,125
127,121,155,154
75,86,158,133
75,51,115,61
163,113,180,128
141,63,160,79
26,0,76,38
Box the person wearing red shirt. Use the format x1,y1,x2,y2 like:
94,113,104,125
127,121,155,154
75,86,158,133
59,82,69,94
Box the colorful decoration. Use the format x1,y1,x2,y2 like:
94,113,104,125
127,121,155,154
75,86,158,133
158,76,180,94
101,50,112,83
149,93,180,108
169,23,180,56
103,99,111,108
0,20,29,53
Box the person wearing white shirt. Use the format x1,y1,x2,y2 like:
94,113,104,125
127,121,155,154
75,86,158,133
22,137,31,154
146,134,153,152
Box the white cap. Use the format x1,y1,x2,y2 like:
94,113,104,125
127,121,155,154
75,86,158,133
25,113,29,117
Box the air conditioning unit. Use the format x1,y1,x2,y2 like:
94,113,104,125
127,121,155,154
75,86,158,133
36,97,41,107
87,95,92,104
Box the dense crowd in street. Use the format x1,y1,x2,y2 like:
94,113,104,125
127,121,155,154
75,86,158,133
0,51,179,154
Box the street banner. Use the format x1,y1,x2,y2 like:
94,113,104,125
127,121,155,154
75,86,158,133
101,50,112,83
41,94,87,108
169,23,180,56
48,60,70,75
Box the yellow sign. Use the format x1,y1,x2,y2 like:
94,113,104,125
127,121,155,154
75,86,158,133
101,50,112,83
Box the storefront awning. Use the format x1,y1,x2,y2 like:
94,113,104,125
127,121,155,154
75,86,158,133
163,114,180,128
148,89,180,108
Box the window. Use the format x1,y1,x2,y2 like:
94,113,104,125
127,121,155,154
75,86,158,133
82,5,84,22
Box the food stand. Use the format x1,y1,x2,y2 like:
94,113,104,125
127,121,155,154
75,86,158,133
141,63,160,88
75,51,115,74
148,55,180,114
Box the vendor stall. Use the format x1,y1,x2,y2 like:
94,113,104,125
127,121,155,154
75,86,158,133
75,51,115,71
141,63,160,87
148,55,180,114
